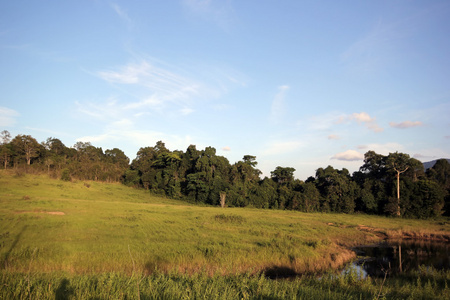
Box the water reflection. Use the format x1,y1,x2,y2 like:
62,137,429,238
348,240,450,278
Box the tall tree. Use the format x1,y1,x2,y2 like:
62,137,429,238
0,130,12,169
386,152,411,216
11,134,40,165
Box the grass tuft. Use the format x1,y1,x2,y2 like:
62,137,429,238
214,214,246,224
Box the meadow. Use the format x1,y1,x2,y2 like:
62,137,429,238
1,170,450,299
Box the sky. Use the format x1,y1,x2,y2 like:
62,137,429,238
1,0,449,180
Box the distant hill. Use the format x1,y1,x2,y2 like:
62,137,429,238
422,159,450,170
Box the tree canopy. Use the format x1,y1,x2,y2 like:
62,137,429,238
1,130,448,219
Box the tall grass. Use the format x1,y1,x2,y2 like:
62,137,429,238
1,268,449,299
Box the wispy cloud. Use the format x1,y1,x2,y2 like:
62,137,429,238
75,97,123,121
331,150,364,161
111,3,133,28
269,85,289,124
222,146,231,151
328,134,340,140
0,107,19,127
306,111,345,131
93,60,207,117
76,57,247,156
389,120,423,129
182,0,236,32
340,13,413,75
24,126,67,137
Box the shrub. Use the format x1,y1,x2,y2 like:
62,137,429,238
61,169,71,181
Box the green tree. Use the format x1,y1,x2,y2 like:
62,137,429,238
11,134,40,165
426,159,450,215
386,152,412,216
0,130,12,169
271,166,296,185
301,182,320,212
315,166,357,213
403,180,445,218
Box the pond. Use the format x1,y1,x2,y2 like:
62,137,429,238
346,239,450,278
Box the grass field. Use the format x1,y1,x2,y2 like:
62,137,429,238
1,170,450,299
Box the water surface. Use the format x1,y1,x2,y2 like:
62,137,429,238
347,239,450,278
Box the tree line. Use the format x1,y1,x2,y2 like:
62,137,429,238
1,130,449,219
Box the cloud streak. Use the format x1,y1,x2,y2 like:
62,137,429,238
389,120,423,129
96,60,205,113
269,85,289,124
0,107,19,127
111,3,133,28
182,0,236,31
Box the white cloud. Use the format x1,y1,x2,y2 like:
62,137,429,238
0,107,19,126
389,120,423,129
269,85,289,124
350,112,383,132
351,112,374,123
222,146,231,151
336,112,383,132
331,150,364,161
359,143,404,155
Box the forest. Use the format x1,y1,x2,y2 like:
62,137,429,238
1,130,449,219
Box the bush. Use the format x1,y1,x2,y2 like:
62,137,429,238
61,169,71,181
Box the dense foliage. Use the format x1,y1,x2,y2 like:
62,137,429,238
1,130,449,218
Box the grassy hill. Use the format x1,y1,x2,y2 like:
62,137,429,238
1,170,450,299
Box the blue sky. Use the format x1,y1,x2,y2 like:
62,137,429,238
1,0,449,180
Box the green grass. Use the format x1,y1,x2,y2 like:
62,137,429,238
1,171,450,298
1,268,450,299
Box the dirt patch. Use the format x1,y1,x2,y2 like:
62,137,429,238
47,211,65,215
14,210,65,216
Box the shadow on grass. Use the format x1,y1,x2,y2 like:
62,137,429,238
263,265,299,279
1,225,27,270
55,278,74,300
